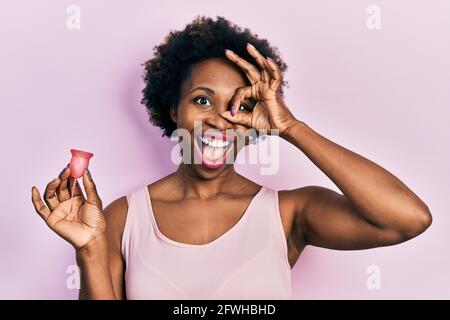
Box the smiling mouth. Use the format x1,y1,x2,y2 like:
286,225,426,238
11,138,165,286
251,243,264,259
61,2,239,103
194,134,235,169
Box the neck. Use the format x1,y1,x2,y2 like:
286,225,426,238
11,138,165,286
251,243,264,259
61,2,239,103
173,163,244,199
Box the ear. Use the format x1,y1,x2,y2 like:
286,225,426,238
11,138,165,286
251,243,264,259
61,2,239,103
169,105,178,124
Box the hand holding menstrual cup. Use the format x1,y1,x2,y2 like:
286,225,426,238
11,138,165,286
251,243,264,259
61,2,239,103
31,148,105,251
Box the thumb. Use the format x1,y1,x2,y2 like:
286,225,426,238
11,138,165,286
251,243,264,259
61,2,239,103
82,169,103,210
220,111,253,128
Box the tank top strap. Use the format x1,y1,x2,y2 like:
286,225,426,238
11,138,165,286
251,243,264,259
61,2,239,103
121,186,152,261
263,186,291,271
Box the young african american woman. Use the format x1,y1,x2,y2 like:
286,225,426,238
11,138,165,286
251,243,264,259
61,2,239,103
31,20,432,300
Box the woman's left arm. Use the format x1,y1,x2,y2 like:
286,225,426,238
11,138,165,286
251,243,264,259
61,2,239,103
221,44,432,250
280,120,432,250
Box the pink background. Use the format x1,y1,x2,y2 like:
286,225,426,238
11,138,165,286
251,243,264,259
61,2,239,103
1,0,449,299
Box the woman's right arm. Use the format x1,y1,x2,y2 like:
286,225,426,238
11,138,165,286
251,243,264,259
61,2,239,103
31,165,127,300
77,196,128,300
76,234,116,299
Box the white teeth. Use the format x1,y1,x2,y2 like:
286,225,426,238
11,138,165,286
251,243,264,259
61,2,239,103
200,137,230,148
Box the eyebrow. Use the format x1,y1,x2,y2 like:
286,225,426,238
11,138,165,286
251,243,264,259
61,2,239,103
189,86,215,95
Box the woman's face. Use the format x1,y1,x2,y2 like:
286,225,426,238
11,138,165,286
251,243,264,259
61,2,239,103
171,57,255,177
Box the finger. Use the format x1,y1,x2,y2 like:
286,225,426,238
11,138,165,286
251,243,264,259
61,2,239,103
44,178,61,211
224,49,261,85
266,57,282,92
82,169,103,209
220,110,253,128
56,166,71,202
31,186,51,222
246,43,271,84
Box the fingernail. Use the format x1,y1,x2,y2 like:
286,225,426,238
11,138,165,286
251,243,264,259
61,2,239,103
247,43,255,50
231,105,237,116
267,57,275,64
225,49,234,55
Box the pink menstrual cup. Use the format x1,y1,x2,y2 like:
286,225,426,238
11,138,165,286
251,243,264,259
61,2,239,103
69,149,94,179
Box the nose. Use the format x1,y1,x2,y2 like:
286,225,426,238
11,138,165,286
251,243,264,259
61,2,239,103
204,108,234,132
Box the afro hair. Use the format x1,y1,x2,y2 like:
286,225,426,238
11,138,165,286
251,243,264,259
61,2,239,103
141,15,288,137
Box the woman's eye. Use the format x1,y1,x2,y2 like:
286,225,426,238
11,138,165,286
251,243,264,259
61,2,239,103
194,96,212,106
238,104,251,112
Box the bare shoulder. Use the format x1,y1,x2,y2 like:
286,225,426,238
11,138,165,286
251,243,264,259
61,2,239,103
103,196,129,246
278,186,312,221
104,196,128,222
277,186,318,251
278,185,325,216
